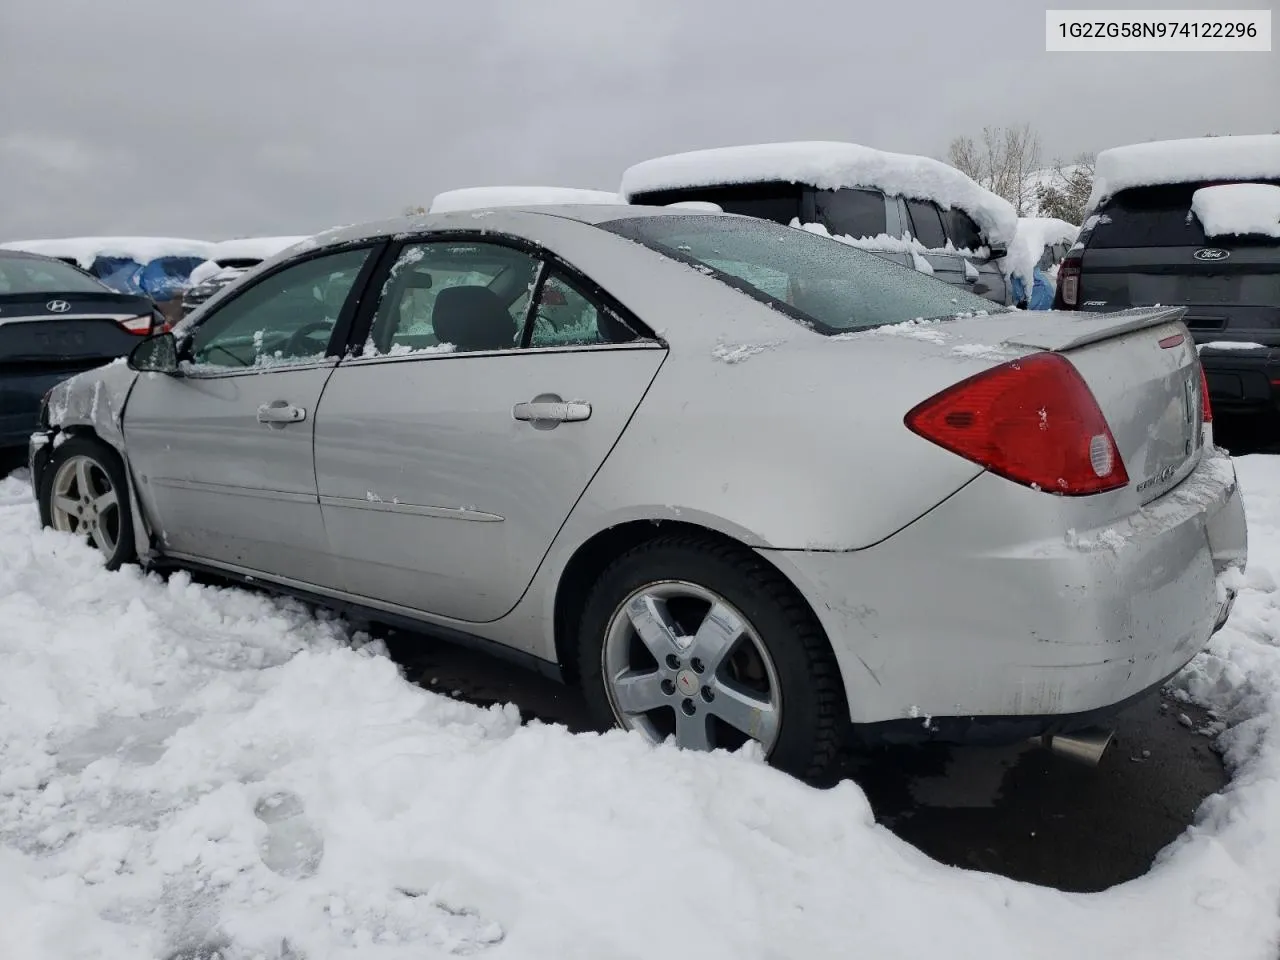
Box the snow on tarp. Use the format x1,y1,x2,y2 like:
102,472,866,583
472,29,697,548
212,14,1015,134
1087,134,1280,215
0,236,213,271
620,141,1019,248
428,186,622,214
1191,183,1280,239
1,450,1279,958
1007,216,1079,286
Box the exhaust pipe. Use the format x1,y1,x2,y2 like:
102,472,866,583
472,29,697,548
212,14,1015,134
1039,727,1114,767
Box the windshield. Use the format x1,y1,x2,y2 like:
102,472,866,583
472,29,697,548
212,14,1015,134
0,254,111,295
599,215,1005,334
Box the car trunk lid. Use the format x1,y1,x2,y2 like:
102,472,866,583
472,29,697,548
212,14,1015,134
935,305,1203,504
0,292,155,364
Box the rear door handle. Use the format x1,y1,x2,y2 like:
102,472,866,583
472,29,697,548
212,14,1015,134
257,401,307,424
513,395,591,427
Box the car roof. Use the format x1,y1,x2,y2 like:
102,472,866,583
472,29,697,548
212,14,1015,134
0,248,72,264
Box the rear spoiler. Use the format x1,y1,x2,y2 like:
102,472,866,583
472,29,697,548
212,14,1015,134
1000,306,1188,352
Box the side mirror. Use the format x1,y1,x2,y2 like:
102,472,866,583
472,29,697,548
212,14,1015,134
987,244,1009,260
128,331,180,374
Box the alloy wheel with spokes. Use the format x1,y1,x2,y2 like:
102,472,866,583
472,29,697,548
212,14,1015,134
39,436,136,570
603,580,782,754
50,453,122,555
578,535,846,780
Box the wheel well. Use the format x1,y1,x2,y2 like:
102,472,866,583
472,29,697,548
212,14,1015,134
552,519,825,685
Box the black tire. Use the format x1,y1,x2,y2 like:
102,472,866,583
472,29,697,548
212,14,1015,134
577,534,846,782
38,435,137,570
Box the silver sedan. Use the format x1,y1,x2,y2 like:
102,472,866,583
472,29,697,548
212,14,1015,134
30,206,1247,780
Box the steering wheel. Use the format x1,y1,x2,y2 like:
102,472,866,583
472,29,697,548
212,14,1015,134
281,322,333,358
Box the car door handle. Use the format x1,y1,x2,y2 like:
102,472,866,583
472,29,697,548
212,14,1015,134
257,401,307,424
512,397,591,425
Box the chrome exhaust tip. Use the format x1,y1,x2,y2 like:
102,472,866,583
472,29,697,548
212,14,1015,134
1039,727,1114,767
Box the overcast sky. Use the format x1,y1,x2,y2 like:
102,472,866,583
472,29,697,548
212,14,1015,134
0,0,1275,241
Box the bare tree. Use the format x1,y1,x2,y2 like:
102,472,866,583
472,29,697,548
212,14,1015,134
1035,153,1096,224
947,123,1043,215
402,204,427,216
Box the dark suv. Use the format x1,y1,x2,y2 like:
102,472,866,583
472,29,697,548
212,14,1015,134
1055,178,1280,429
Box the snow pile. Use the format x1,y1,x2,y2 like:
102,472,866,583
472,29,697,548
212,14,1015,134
1,457,1279,958
620,141,1019,248
1087,134,1280,214
1191,183,1280,239
1006,217,1079,285
186,262,246,288
0,237,213,270
428,186,622,214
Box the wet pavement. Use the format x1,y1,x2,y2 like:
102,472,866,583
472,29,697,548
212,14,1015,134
383,631,1226,893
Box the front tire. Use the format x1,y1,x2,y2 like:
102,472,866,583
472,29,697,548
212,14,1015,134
577,534,845,781
38,435,136,570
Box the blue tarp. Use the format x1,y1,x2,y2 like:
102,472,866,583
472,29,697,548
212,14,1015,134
91,255,206,299
1011,266,1055,311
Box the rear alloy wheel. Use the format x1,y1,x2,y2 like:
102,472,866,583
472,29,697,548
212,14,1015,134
39,436,136,570
578,535,845,781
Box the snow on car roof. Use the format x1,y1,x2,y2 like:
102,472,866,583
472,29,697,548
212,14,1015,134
428,186,623,214
205,235,310,263
1087,134,1280,214
0,236,214,270
1190,183,1280,239
620,141,1019,247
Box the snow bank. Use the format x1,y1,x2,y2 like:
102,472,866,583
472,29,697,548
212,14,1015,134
1087,134,1280,214
0,237,213,270
1191,183,1280,239
1,459,1279,958
1006,216,1079,285
428,186,622,214
621,141,1019,248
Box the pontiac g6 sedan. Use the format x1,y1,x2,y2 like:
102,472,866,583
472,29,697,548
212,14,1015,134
30,206,1246,781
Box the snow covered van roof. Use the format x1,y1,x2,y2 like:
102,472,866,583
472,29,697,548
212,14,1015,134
1087,134,1280,215
0,236,214,270
428,186,623,214
204,236,310,263
620,141,1019,248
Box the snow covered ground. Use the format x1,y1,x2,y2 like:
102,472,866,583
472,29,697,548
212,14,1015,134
1,459,1278,960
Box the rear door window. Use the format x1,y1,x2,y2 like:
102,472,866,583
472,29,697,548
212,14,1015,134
813,188,887,239
905,200,948,249
629,182,803,225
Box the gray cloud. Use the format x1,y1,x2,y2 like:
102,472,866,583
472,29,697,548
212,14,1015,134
0,0,1275,240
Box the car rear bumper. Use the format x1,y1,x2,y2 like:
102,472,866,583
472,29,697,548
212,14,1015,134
759,448,1246,741
0,367,80,449
1200,347,1280,415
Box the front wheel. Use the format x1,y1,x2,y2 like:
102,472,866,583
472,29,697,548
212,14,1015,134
38,436,136,570
577,535,846,781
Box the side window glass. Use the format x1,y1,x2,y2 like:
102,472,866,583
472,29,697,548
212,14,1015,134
188,246,371,369
528,272,637,348
944,209,984,252
365,241,538,356
905,200,948,250
813,188,888,240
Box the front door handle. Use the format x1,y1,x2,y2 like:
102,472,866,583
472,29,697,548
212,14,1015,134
513,395,591,428
257,401,307,425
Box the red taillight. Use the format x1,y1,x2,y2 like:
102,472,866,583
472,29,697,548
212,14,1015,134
118,315,153,335
905,352,1129,496
1055,256,1082,309
1199,363,1213,423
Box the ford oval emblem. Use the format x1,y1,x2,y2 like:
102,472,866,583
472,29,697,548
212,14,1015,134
45,299,71,313
1193,248,1230,262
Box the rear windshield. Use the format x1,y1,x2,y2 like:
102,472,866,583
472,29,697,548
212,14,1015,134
600,215,1005,335
0,255,109,295
1091,181,1280,248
